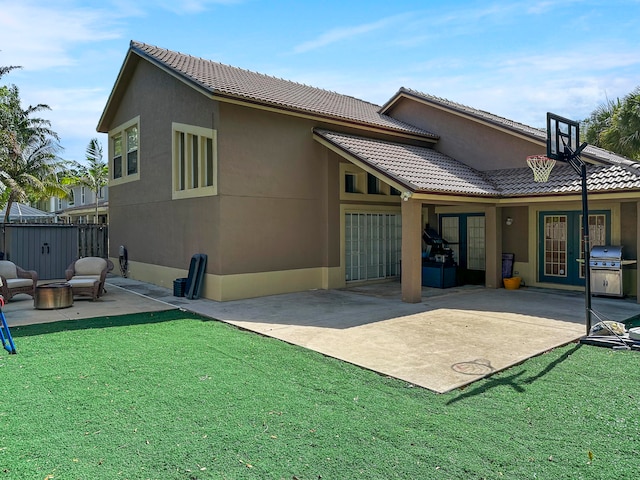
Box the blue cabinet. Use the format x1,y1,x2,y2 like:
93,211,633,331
422,263,457,288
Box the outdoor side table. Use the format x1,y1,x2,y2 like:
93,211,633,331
34,283,73,309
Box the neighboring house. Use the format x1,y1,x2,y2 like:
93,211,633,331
97,41,640,302
40,185,109,224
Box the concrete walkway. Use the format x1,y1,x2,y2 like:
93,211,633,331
5,278,640,393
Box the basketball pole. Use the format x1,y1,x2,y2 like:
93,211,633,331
563,143,591,335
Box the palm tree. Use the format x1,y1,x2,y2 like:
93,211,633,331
64,138,108,223
610,87,640,160
0,83,68,223
582,87,640,160
582,97,620,148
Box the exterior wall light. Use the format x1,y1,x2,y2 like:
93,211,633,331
505,217,513,226
401,191,413,201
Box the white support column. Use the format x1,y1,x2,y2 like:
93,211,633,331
401,197,422,303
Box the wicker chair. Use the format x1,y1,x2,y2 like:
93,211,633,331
65,257,114,300
0,260,38,301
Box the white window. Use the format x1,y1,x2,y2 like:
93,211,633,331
81,186,86,205
109,116,140,185
172,123,217,199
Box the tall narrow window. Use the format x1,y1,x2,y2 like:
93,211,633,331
205,138,214,187
191,134,199,189
178,132,186,191
113,134,123,179
126,125,138,175
109,117,140,184
172,123,217,199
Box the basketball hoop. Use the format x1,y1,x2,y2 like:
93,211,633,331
527,155,556,183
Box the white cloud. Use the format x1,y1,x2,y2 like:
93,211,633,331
152,0,243,15
292,14,410,54
0,1,121,70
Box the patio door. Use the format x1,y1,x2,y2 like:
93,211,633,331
538,211,610,285
440,214,485,284
345,213,401,282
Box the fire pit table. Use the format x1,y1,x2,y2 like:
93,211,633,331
34,283,73,310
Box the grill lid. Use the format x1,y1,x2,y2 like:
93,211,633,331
590,245,623,260
590,245,623,268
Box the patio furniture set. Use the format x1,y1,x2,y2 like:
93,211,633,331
0,257,114,309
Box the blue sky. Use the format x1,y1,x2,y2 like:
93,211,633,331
1,0,639,164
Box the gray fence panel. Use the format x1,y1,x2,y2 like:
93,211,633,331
2,224,109,280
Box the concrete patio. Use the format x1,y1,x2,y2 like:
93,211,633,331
4,278,640,393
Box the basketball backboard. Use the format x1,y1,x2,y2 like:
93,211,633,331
547,112,580,161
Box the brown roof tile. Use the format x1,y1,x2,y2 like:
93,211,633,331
131,41,437,138
316,129,640,197
489,163,640,196
315,129,499,196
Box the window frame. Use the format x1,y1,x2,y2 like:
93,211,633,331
109,116,140,186
171,122,218,200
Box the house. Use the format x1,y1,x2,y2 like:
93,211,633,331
39,185,109,224
97,41,640,303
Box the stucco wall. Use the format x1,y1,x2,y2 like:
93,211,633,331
386,99,546,171
501,205,528,263
107,59,220,273
106,58,341,283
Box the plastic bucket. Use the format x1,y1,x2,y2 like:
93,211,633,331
503,276,521,290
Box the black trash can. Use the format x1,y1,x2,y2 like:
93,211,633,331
173,278,187,297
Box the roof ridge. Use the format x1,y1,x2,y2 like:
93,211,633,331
131,41,383,109
130,41,436,138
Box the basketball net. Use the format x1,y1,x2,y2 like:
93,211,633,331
526,155,556,183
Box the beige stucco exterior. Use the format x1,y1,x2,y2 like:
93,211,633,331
100,45,640,303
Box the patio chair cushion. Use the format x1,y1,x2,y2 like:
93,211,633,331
0,261,18,280
74,257,108,276
67,278,99,288
4,278,33,289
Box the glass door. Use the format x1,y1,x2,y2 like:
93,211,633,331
345,213,401,282
440,213,485,284
538,211,610,285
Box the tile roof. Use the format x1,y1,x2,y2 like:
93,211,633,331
315,129,640,197
385,88,640,169
315,129,499,196
130,41,437,139
489,163,640,196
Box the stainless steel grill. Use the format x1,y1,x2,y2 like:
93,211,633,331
589,245,623,297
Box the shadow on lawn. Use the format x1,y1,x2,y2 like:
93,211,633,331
446,343,583,405
8,309,213,338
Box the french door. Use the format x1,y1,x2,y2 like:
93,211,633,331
440,214,485,284
345,213,402,282
538,211,610,285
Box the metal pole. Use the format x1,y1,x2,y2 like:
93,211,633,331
580,162,592,334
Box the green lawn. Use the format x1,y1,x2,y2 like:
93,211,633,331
1,309,638,479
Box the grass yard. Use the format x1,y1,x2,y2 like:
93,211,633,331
1,309,639,479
